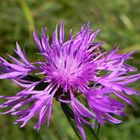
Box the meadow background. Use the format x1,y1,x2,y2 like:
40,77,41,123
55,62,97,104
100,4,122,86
0,0,140,140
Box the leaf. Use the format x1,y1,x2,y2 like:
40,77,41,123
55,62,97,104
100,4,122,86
120,14,134,31
121,44,140,53
18,0,34,33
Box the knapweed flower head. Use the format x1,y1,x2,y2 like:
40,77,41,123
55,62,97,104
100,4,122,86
0,21,140,140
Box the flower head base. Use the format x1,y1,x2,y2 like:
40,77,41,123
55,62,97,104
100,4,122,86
0,21,140,140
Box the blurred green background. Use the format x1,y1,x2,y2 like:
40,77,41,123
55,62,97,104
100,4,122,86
0,0,140,140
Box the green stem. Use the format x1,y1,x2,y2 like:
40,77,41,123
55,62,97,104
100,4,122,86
93,130,100,140
61,103,100,140
96,123,101,137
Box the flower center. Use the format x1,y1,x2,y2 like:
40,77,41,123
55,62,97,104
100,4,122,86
52,55,82,86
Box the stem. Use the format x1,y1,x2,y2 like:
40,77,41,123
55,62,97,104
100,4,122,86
61,103,82,140
61,102,100,140
94,120,101,139
96,123,101,137
93,130,100,140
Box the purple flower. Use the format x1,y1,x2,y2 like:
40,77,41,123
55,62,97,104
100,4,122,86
0,42,37,80
86,88,125,125
0,21,140,140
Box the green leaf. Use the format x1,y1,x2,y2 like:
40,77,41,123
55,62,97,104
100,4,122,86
18,0,34,33
121,44,140,53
